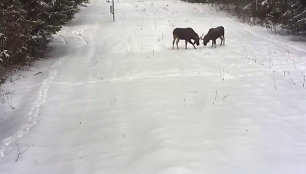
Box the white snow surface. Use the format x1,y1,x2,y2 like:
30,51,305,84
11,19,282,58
1,0,306,173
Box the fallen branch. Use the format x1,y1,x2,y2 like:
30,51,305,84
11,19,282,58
34,72,42,76
15,143,21,162
15,143,27,162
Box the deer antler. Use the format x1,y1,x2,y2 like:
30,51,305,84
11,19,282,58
200,33,204,40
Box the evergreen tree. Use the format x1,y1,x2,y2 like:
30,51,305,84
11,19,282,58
184,0,306,35
0,0,87,82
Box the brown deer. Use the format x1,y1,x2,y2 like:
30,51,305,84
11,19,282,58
201,26,225,48
172,28,200,49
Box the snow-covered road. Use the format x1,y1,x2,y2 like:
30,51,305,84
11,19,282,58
1,0,306,173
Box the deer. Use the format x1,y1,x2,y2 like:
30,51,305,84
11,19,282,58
172,28,200,49
201,26,225,48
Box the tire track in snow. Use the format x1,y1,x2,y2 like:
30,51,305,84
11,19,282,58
71,31,88,45
55,71,214,86
0,57,66,160
58,35,68,45
77,34,88,45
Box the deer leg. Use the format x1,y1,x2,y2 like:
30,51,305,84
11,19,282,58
172,37,175,49
193,44,196,49
220,36,223,46
213,40,216,48
176,39,180,49
223,36,225,45
185,40,187,49
188,40,196,49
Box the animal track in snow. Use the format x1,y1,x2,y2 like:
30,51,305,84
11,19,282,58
0,57,66,160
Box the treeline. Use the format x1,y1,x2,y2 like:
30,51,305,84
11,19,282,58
184,0,306,35
0,0,87,83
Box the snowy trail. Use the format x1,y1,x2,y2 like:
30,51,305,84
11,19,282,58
1,0,306,173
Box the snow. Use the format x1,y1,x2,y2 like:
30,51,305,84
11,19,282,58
0,50,9,58
1,0,306,173
243,3,252,11
261,0,268,6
